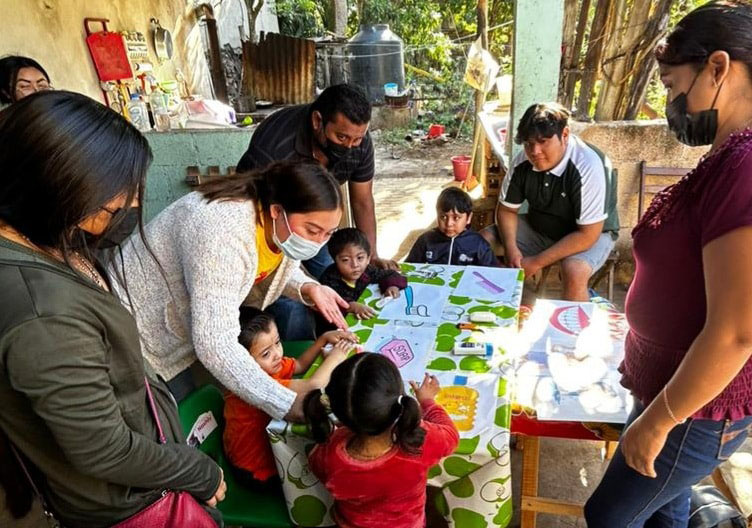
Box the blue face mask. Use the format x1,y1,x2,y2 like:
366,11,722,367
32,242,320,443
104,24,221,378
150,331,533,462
272,210,325,261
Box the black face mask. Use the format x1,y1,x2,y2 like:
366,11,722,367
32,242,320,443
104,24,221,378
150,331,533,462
316,122,353,166
666,70,723,147
85,208,140,249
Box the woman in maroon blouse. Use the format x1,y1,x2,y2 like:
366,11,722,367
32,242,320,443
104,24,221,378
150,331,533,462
585,2,752,525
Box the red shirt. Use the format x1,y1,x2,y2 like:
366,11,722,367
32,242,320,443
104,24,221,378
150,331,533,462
622,132,752,420
308,400,459,528
223,357,296,480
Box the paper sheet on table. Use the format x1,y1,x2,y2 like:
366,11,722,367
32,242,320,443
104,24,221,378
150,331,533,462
454,266,522,304
431,371,499,438
515,300,630,423
376,283,450,324
363,324,436,386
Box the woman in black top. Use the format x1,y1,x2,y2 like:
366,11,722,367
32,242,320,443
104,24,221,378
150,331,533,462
0,91,225,527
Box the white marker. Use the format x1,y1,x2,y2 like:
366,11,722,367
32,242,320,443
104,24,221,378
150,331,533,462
375,296,394,309
470,312,497,323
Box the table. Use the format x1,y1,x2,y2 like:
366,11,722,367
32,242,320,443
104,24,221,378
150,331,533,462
267,263,524,527
510,298,629,527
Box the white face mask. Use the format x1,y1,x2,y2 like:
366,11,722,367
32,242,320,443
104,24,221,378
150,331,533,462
272,210,326,261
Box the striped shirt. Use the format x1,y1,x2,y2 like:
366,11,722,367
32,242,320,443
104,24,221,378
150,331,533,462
236,104,374,184
500,135,619,241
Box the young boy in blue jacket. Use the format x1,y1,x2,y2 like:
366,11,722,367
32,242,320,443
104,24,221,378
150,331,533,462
406,187,498,267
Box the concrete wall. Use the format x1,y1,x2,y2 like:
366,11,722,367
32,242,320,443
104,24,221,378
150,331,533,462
573,120,705,269
0,0,277,102
143,128,252,222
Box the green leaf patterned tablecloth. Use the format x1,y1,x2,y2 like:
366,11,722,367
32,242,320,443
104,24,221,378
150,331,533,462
267,264,523,527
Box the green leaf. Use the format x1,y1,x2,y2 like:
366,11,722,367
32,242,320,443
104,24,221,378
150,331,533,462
449,270,464,288
427,464,442,479
459,356,491,373
426,357,457,371
290,495,327,526
457,434,480,454
361,317,388,329
449,295,472,305
497,378,507,397
451,507,488,528
437,322,462,337
435,335,457,353
494,404,511,428
492,500,513,526
354,329,372,343
443,456,481,477
448,477,475,498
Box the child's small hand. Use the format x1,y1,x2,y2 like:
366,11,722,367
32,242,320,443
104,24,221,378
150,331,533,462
322,330,359,346
349,302,376,320
324,339,352,363
384,286,401,299
409,373,441,403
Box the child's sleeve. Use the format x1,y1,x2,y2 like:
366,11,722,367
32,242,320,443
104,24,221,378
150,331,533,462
405,234,427,263
419,400,460,465
371,267,408,292
319,266,351,304
476,237,499,267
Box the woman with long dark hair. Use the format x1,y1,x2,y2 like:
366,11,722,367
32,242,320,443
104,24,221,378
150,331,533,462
585,2,752,525
112,160,350,421
0,55,51,106
0,91,225,527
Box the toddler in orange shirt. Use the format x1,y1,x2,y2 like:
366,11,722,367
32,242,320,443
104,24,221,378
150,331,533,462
223,307,356,488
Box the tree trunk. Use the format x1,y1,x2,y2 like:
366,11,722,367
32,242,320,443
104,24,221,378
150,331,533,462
472,0,489,189
595,0,653,121
559,0,580,102
562,0,591,109
327,0,348,37
623,0,673,119
575,0,613,120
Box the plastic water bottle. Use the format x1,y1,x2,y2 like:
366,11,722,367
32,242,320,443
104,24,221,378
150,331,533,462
127,94,151,132
149,89,171,132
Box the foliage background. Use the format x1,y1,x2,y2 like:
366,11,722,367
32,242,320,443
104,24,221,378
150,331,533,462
273,0,709,127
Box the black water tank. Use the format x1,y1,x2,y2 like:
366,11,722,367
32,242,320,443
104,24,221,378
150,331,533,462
348,24,405,103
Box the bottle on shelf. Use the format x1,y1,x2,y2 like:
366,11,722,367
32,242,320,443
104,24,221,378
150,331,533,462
127,94,151,133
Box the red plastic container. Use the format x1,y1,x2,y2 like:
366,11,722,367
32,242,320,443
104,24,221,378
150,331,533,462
428,124,445,139
451,155,471,181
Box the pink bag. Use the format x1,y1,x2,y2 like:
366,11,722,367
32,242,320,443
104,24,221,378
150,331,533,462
12,377,219,528
110,489,216,528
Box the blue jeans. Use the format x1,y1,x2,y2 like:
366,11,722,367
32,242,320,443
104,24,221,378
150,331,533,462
265,295,316,341
264,244,332,340
303,243,334,280
585,399,752,527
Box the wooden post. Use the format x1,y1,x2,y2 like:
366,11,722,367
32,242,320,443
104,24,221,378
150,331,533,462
575,0,612,119
471,0,489,190
562,0,592,109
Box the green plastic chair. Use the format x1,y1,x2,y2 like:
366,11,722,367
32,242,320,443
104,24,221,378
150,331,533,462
178,384,294,528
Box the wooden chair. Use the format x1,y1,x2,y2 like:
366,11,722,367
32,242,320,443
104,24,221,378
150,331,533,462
637,161,690,219
537,250,619,301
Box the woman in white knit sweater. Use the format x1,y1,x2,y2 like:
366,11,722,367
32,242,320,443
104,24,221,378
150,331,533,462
111,161,349,421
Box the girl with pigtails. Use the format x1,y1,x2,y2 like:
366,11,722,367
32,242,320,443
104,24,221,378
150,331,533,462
303,353,459,528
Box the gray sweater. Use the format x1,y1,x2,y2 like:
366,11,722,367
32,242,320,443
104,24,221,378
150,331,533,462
110,191,315,419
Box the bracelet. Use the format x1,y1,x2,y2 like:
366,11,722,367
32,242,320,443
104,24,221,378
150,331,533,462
662,387,686,425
